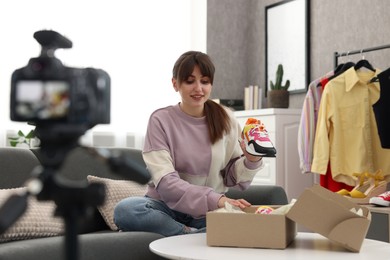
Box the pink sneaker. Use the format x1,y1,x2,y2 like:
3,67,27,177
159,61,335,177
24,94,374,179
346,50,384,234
241,118,276,157
369,191,390,206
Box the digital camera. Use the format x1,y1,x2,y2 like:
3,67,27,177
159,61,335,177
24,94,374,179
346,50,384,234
10,30,110,129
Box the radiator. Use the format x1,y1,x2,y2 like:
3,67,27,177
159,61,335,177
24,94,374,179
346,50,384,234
91,131,144,149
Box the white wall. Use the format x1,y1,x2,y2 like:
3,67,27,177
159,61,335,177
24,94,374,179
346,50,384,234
0,0,206,147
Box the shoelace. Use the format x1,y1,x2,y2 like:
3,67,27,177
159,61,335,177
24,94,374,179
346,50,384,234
378,191,390,200
248,125,269,141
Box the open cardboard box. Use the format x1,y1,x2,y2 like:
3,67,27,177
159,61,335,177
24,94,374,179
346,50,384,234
207,205,297,249
207,185,371,252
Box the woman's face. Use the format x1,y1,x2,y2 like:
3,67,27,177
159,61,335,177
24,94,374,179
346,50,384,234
172,65,212,117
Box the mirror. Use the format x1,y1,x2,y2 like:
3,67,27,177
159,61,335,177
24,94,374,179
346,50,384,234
265,0,310,95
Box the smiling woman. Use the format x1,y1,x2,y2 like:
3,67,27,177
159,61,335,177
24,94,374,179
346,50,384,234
0,0,206,147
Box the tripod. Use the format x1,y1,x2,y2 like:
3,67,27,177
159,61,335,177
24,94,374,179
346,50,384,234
0,125,150,260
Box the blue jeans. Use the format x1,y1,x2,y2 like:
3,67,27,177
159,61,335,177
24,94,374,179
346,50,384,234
114,196,206,237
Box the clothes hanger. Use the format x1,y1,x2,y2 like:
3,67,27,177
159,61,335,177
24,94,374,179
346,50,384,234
355,59,375,71
369,66,390,83
329,52,355,81
338,51,356,73
333,63,345,74
354,50,375,72
339,61,355,73
368,76,378,83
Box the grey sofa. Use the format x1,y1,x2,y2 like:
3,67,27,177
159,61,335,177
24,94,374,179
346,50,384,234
0,147,288,260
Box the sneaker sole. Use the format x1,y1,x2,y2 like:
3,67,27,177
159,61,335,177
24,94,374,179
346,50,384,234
246,143,276,157
369,197,390,207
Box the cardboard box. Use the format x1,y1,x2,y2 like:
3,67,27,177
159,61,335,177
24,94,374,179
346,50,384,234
206,206,297,249
207,185,371,252
287,185,371,252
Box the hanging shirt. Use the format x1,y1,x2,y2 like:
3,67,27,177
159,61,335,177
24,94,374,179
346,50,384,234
311,67,390,186
298,70,333,174
298,77,324,173
373,68,390,148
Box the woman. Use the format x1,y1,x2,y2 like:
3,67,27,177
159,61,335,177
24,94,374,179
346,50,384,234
114,51,264,236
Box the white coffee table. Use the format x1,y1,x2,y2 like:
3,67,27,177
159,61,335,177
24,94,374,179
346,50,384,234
149,232,390,260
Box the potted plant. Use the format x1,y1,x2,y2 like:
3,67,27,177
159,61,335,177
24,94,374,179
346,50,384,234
8,129,40,148
268,64,290,108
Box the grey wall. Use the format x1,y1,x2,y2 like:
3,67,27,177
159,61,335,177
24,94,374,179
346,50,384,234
207,0,390,109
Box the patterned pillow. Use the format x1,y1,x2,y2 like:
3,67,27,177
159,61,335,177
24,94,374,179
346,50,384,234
86,175,147,231
0,188,64,243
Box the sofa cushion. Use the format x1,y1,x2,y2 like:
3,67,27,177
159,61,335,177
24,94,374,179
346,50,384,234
0,188,64,243
87,175,147,231
0,231,165,260
226,185,289,205
0,148,41,189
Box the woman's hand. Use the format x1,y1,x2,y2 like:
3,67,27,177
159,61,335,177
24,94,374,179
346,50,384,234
218,196,251,209
239,138,262,162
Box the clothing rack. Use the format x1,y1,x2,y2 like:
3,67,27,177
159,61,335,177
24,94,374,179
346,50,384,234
334,43,390,68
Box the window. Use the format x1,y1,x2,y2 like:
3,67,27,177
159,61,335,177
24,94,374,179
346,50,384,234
0,0,206,146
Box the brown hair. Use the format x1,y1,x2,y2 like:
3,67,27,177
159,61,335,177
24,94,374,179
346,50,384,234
173,51,231,144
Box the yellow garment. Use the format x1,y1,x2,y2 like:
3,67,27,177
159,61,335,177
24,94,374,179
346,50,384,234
311,67,390,186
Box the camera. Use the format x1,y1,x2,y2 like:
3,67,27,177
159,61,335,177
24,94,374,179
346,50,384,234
10,30,110,130
2,31,149,260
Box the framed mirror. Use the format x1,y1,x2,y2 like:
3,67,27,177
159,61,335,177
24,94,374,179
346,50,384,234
265,0,310,96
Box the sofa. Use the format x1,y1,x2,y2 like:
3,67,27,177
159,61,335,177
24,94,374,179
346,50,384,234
0,146,288,260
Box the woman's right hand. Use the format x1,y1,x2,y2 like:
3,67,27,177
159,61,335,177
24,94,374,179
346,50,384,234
217,196,251,209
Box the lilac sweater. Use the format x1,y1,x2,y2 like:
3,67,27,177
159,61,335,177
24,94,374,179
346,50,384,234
143,104,263,218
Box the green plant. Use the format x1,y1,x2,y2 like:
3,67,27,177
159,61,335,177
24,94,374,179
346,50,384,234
8,130,37,147
270,64,290,91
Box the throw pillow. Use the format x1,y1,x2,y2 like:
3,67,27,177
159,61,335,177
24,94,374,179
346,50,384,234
86,175,147,231
0,187,64,243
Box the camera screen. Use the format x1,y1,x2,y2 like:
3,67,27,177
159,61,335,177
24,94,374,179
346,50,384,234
15,80,70,120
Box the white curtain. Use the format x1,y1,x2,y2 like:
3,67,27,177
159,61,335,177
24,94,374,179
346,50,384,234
0,0,206,147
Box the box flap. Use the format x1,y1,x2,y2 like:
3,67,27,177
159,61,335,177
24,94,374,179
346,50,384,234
286,185,371,252
308,185,371,216
328,217,371,252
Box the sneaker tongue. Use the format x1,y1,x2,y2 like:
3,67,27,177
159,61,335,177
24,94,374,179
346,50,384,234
245,118,260,125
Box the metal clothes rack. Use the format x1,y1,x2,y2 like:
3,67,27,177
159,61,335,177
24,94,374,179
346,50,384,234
334,43,390,68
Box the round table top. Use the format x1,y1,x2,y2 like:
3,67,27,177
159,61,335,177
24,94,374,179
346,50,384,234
149,232,390,260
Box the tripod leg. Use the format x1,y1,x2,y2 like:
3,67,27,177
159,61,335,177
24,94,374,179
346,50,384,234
63,209,79,260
